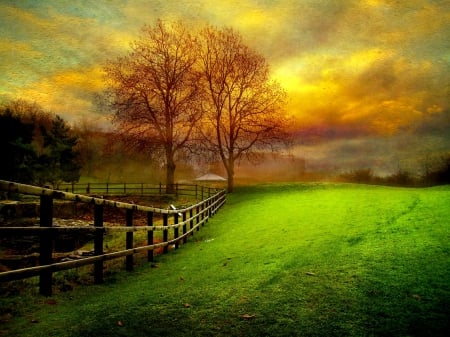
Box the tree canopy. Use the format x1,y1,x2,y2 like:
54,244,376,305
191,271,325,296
198,26,288,192
104,21,289,192
104,20,203,192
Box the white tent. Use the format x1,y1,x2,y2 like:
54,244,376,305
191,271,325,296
194,173,227,182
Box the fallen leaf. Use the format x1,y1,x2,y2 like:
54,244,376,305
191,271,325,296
240,314,256,320
412,294,422,301
117,321,124,327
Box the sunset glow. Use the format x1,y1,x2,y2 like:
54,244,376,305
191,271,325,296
1,0,449,174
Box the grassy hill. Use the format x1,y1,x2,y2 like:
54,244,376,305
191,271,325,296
1,183,449,336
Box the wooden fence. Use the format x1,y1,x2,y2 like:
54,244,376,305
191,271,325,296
0,180,226,296
57,182,218,199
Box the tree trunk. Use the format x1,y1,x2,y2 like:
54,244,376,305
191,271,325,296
225,157,235,193
227,172,234,193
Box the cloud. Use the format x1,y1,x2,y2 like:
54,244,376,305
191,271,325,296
8,65,106,121
293,130,450,175
263,0,449,137
0,2,134,116
276,41,449,136
0,38,44,90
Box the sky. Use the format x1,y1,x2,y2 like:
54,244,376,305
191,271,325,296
1,0,449,175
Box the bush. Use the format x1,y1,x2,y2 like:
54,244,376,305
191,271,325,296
339,168,374,184
422,155,450,186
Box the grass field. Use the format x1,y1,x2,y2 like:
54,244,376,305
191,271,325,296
1,183,449,336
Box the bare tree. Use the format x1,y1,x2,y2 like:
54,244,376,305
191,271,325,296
198,26,288,192
104,20,202,192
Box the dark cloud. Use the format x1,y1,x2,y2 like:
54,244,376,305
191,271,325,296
294,131,450,176
413,108,450,136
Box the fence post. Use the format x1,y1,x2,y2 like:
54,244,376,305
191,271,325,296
126,209,133,271
210,196,214,217
196,205,200,231
182,211,187,243
94,203,104,284
174,212,179,249
147,212,153,262
201,202,206,226
216,194,219,214
39,194,53,297
163,213,168,254
212,194,217,216
189,209,194,235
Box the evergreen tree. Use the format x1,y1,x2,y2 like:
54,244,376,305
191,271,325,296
39,115,81,186
1,102,82,186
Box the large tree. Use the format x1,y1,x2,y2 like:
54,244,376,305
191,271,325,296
198,26,288,192
104,20,202,192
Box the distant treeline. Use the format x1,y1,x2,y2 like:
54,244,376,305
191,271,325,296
0,100,190,186
337,160,450,187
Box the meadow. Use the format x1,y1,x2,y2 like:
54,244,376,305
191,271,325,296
1,183,449,336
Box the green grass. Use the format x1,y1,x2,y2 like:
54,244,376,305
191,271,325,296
1,183,449,336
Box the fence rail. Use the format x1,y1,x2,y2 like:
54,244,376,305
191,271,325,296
57,182,216,199
0,180,226,296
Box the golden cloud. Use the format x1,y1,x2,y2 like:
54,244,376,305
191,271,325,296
10,66,105,120
274,43,447,136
